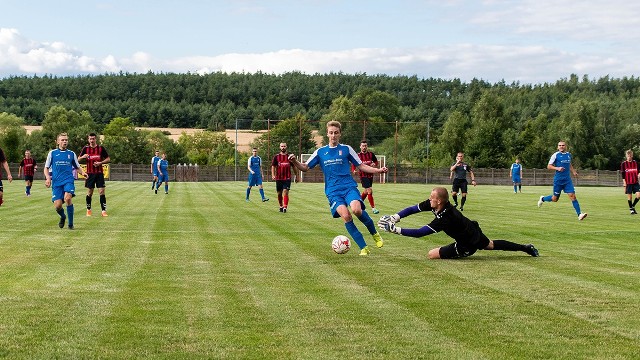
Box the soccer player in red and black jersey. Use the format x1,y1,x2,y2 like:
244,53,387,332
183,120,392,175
0,146,13,206
621,149,640,214
18,150,37,196
352,140,380,214
271,142,293,213
79,133,110,217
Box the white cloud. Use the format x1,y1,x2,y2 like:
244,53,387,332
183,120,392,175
0,27,638,84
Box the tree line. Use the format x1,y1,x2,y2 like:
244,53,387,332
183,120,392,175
1,72,640,170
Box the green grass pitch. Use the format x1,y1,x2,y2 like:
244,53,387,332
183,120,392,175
0,181,639,359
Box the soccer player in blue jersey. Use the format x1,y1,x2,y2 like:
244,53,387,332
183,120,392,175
510,158,523,193
288,121,389,256
150,150,160,190
246,148,268,202
155,152,169,194
537,141,587,220
44,133,87,229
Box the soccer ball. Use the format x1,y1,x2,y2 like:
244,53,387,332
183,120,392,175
331,235,351,254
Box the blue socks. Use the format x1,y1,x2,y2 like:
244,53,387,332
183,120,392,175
259,188,265,200
542,195,553,202
345,220,367,249
67,205,74,227
246,188,251,200
357,210,377,235
572,199,581,215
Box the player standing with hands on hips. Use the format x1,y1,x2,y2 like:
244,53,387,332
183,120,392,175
271,142,292,212
79,133,110,217
377,187,539,259
288,121,388,256
352,139,380,214
450,152,476,211
537,141,587,220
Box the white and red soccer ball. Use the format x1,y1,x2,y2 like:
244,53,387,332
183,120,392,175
331,235,351,254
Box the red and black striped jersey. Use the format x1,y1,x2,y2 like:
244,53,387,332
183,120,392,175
621,160,639,185
356,151,378,179
271,153,292,180
19,158,37,176
80,145,109,174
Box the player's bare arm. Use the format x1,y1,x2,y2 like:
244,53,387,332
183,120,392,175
288,154,309,172
357,163,387,174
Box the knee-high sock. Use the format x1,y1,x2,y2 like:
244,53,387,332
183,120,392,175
100,194,106,211
491,240,525,252
542,195,553,202
571,199,582,215
151,180,156,189
284,195,289,208
278,193,283,207
67,205,74,227
56,207,65,218
259,188,265,199
452,194,458,204
514,185,518,193
461,196,466,208
367,193,375,207
357,210,377,235
361,192,367,200
633,198,639,207
246,188,251,199
629,199,633,208
165,184,169,193
26,185,31,195
86,195,92,210
345,220,367,249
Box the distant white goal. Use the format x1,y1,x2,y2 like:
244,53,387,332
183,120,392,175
299,154,386,183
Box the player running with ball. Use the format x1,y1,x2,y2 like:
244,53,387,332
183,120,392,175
289,121,388,256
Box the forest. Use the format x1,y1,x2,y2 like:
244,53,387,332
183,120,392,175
1,71,640,170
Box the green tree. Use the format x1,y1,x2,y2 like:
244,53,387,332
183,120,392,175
102,117,152,164
178,131,234,165
0,112,27,162
430,111,470,166
251,114,316,161
40,106,97,153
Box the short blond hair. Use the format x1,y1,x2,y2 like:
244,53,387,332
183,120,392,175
326,120,342,131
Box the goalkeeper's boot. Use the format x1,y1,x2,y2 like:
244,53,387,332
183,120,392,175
372,233,384,248
524,244,539,257
359,247,370,256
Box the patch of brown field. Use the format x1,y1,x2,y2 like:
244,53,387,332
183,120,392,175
24,126,323,153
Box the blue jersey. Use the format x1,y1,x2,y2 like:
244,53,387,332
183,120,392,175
158,159,169,174
151,156,161,175
45,148,80,185
306,143,362,195
248,156,262,174
548,151,573,182
511,163,522,177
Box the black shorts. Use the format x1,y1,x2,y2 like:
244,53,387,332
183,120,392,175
0,180,3,192
85,173,106,189
438,222,490,259
452,179,468,194
276,179,291,192
360,177,374,189
23,175,34,182
625,183,640,194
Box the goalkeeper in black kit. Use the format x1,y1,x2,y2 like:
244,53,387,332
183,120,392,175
377,187,539,259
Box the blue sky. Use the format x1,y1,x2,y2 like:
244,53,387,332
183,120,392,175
1,0,640,84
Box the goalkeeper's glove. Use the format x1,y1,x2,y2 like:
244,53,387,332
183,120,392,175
377,218,402,234
379,214,401,224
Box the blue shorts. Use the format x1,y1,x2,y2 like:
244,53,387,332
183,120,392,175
51,181,76,202
512,176,521,184
553,179,575,196
248,173,263,187
327,187,364,218
158,172,169,183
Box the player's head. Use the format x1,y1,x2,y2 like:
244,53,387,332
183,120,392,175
57,133,69,150
24,149,31,158
326,121,342,145
360,140,369,152
279,143,287,153
429,187,449,209
88,133,97,146
161,152,167,159
252,148,258,156
515,157,520,163
626,149,634,161
557,141,567,152
456,152,464,161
